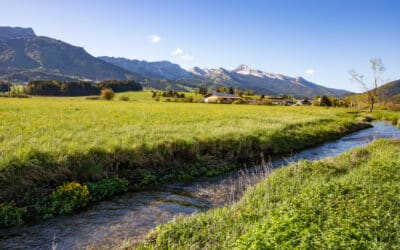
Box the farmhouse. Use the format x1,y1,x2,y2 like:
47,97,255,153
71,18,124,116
204,92,241,103
294,99,312,106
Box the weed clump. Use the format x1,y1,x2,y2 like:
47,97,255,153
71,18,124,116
0,202,26,227
46,182,90,216
85,178,129,201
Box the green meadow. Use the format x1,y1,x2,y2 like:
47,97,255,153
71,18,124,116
0,92,368,224
138,139,400,249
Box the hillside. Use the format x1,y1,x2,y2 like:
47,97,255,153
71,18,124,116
99,56,193,80
378,79,400,102
0,27,136,82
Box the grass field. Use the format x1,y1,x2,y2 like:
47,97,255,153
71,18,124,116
138,139,400,249
0,92,368,222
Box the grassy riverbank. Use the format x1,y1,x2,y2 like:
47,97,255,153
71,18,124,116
138,139,400,249
0,94,368,225
372,110,400,128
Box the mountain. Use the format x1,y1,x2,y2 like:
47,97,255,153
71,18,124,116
0,26,135,82
377,79,400,103
99,56,193,80
188,64,351,97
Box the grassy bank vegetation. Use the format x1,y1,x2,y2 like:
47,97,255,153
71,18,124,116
0,93,368,226
372,110,400,128
138,139,400,249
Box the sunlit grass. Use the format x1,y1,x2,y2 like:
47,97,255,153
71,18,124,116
138,139,400,249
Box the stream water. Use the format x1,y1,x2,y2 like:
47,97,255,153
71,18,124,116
1,121,400,250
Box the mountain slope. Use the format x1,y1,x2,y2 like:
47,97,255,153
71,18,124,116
99,56,193,80
189,64,351,97
378,79,400,102
0,26,135,81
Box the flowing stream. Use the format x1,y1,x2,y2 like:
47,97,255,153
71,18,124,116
1,121,400,249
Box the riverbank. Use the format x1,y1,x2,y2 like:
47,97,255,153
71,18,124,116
0,96,369,226
137,138,400,249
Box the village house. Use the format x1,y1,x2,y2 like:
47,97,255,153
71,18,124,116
294,99,312,106
204,92,241,103
265,96,294,106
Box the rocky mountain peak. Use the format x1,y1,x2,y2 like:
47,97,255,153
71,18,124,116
0,26,36,40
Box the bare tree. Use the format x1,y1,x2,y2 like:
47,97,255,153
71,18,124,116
349,58,385,112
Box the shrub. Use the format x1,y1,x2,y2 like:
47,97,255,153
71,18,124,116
232,99,246,104
100,88,115,100
0,203,26,227
85,178,129,201
154,96,160,102
119,95,130,101
47,182,90,216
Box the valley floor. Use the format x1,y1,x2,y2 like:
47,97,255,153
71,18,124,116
0,93,368,226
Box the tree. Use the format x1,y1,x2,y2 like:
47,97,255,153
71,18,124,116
228,86,234,94
319,95,332,107
244,89,254,96
350,58,385,112
235,88,243,97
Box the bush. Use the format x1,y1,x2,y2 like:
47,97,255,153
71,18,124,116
85,178,129,201
47,182,90,216
154,96,160,102
232,99,246,104
0,203,26,227
100,88,115,100
119,95,130,101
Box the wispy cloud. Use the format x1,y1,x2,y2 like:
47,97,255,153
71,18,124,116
171,48,194,60
171,48,183,56
181,54,194,61
149,34,161,44
305,69,315,75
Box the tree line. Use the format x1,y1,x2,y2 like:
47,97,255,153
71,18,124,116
25,80,142,96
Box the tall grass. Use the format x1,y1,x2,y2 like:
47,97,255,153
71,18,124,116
0,93,366,208
138,139,400,249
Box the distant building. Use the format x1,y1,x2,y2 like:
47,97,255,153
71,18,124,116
294,99,312,106
265,96,293,105
204,92,241,103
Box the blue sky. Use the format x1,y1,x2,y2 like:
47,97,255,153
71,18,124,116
1,0,399,91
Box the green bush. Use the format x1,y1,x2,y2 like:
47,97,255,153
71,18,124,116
119,95,130,101
232,99,246,104
85,178,129,201
0,203,26,227
100,88,115,100
47,182,90,216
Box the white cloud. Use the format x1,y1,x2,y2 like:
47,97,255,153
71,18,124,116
171,48,183,56
149,34,161,43
305,69,316,75
171,48,194,61
181,54,194,61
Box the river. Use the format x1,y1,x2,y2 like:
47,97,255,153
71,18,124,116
1,121,400,249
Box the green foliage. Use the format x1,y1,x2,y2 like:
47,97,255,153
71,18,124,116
141,139,400,249
100,88,115,100
85,178,129,201
0,202,26,227
244,89,254,96
46,182,90,216
232,99,245,104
